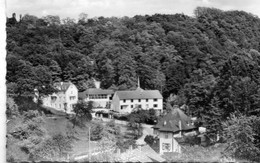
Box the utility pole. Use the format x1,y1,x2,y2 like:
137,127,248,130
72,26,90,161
88,126,91,161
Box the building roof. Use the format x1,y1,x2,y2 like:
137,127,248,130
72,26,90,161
116,88,163,100
153,108,196,133
53,82,74,92
117,145,165,162
78,88,114,99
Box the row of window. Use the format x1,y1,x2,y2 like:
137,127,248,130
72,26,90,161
121,104,158,110
123,98,158,103
50,103,74,109
51,96,76,101
89,94,108,99
69,96,76,100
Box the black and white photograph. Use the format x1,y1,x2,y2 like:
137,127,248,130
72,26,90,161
3,0,260,162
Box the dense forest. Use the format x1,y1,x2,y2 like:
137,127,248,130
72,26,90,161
6,7,260,156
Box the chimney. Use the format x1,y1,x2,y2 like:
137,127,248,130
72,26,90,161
179,120,182,131
129,145,132,151
61,82,63,85
179,120,182,137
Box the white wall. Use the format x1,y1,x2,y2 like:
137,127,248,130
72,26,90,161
65,84,78,113
159,131,181,154
118,98,163,113
84,94,112,108
42,84,78,113
111,93,120,112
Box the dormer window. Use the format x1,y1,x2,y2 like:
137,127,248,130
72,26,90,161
163,121,167,126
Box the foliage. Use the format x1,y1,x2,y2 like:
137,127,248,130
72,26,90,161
90,123,104,141
222,114,260,162
32,133,73,161
6,97,19,119
71,101,93,127
144,135,159,153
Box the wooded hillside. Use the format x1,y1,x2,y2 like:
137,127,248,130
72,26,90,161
6,7,260,136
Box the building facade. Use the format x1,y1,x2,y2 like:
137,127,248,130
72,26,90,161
78,88,114,108
42,82,78,113
111,87,163,114
153,107,197,154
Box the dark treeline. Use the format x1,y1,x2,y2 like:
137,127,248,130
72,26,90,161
6,7,260,137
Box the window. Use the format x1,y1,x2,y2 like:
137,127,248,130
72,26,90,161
131,99,134,102
138,99,141,102
165,133,168,139
162,143,170,151
146,99,148,102
121,106,123,110
153,104,158,108
131,105,133,108
70,96,76,100
153,99,157,102
123,99,126,103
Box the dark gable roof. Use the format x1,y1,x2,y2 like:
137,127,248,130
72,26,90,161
78,88,114,99
116,88,163,100
54,82,74,92
85,88,114,95
153,108,196,132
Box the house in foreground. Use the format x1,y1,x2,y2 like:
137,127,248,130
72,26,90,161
42,82,78,113
153,107,197,154
111,86,163,114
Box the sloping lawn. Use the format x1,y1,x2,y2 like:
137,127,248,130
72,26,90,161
43,116,98,157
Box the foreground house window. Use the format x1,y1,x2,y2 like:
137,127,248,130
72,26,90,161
165,133,168,139
162,143,170,152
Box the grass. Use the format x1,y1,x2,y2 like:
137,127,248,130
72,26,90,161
43,116,99,157
7,114,100,161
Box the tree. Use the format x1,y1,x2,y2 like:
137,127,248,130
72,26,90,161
222,114,260,162
72,101,93,127
6,97,19,119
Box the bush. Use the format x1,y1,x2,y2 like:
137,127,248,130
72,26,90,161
90,123,104,141
144,135,159,153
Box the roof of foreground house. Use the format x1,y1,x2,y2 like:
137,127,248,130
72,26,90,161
116,145,165,162
116,87,163,100
153,108,196,133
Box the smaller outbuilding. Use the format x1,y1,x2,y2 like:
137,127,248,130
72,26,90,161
153,107,198,154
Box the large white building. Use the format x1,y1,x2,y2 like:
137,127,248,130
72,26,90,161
42,82,78,113
111,87,163,114
78,79,114,109
78,88,114,108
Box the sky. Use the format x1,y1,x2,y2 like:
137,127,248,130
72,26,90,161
5,0,260,20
